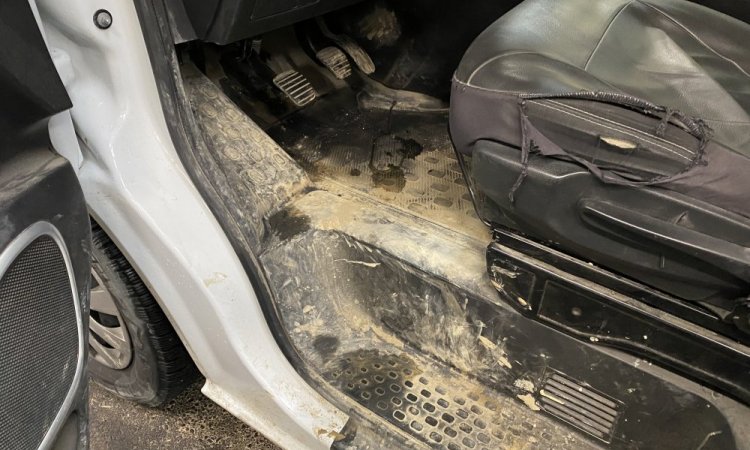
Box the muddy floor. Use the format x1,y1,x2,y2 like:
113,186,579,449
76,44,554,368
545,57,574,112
89,380,279,450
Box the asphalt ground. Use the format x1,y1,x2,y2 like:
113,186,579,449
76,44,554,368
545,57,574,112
89,380,280,450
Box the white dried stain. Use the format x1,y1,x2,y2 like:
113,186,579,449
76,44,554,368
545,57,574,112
302,305,315,314
540,389,565,405
491,266,519,279
478,335,497,350
293,318,325,334
601,136,638,150
295,190,492,297
478,334,512,369
369,324,405,349
203,272,228,287
333,258,381,268
489,279,505,293
517,393,541,411
697,431,722,450
496,353,513,369
514,379,535,393
316,428,347,441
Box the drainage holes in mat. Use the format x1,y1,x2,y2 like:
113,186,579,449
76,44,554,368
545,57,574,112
325,350,574,450
459,423,473,434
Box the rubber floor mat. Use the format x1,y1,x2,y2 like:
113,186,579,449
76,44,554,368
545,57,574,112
266,89,488,238
325,349,597,450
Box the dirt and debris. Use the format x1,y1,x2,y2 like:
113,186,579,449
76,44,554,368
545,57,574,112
517,393,541,412
89,381,278,450
514,379,536,393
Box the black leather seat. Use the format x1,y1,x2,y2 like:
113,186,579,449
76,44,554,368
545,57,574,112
450,0,750,307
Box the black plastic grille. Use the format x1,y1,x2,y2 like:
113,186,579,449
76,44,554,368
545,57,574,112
0,236,79,450
539,370,621,443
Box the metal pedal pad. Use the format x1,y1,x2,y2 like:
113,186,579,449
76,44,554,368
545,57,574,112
316,47,352,79
272,70,317,107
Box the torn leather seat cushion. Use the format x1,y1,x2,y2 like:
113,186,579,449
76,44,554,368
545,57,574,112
449,0,750,307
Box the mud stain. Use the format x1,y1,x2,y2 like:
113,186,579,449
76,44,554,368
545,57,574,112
371,166,407,192
267,207,311,241
370,135,423,193
313,335,340,357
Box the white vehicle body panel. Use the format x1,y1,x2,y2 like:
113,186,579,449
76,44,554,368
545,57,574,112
33,1,348,448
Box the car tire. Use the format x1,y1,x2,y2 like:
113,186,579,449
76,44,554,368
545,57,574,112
88,221,199,406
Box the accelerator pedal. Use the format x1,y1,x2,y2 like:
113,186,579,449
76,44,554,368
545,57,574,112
272,70,317,107
316,17,375,75
316,47,352,79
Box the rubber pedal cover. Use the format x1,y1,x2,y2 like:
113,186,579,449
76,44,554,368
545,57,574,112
316,47,352,79
316,17,375,74
272,70,317,107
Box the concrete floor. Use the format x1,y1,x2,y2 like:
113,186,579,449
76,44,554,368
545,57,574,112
89,381,279,450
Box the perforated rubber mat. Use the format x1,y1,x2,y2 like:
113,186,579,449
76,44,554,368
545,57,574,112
266,90,488,238
325,349,595,450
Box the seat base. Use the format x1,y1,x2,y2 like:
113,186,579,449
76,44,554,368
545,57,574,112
488,228,750,405
468,139,750,306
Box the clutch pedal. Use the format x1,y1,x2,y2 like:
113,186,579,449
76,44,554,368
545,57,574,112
316,47,352,79
316,17,375,74
272,70,317,107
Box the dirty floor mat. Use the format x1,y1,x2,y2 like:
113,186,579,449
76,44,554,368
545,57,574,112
266,89,487,238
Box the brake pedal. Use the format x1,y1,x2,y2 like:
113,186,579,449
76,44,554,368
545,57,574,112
316,47,352,79
316,18,375,75
273,70,317,107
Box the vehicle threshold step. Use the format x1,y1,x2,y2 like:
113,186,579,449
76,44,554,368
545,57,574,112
325,349,596,450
